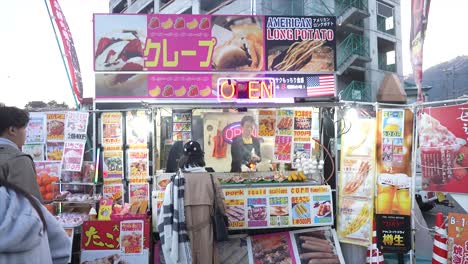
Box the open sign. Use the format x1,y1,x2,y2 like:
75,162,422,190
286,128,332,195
217,78,275,102
222,121,258,144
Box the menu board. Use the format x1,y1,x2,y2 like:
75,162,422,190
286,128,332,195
172,111,192,142
103,147,124,184
153,184,334,230
126,110,149,148
127,149,149,182
224,189,246,229
101,112,123,146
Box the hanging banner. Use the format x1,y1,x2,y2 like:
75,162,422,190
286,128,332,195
419,104,468,193
376,109,413,215
448,213,468,264
338,115,376,246
410,0,431,101
49,0,83,102
376,214,411,253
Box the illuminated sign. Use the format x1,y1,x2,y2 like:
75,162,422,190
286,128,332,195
222,121,258,144
217,78,276,103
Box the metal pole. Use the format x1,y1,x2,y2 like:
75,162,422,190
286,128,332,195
410,105,419,264
43,0,79,109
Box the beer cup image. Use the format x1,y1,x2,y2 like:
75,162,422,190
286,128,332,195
376,180,396,214
395,187,411,215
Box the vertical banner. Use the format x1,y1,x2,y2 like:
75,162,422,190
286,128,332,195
48,0,83,102
410,0,431,101
338,115,376,246
447,213,468,263
376,109,413,215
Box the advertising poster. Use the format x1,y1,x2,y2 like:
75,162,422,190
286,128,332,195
34,161,62,179
148,74,214,99
276,109,294,136
247,188,268,228
448,213,468,264
293,143,312,162
310,186,333,225
172,111,192,142
26,112,46,144
103,184,124,204
120,220,144,255
46,142,64,161
126,111,149,148
290,227,345,264
47,113,66,141
291,187,312,226
22,144,45,161
275,136,292,162
247,232,296,264
268,187,290,227
127,149,149,181
337,197,371,246
103,148,124,184
339,158,374,198
62,141,86,171
294,110,312,132
101,112,123,146
258,110,276,137
419,104,468,193
224,188,246,229
129,183,149,204
376,109,413,215
65,111,89,141
81,220,150,264
265,16,336,72
376,214,411,253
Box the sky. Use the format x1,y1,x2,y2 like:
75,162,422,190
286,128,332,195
1,0,468,108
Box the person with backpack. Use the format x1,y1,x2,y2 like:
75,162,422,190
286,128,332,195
0,106,43,202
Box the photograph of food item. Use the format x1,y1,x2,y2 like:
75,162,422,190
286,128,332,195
293,203,310,219
248,205,267,221
104,156,123,172
81,254,128,264
259,118,276,136
103,123,122,139
293,229,341,264
294,117,312,130
277,117,293,130
46,142,64,161
270,205,288,216
226,205,245,222
94,15,146,72
121,232,143,253
95,73,148,97
268,40,334,72
47,119,65,138
338,199,370,240
23,144,45,161
312,201,332,218
129,160,148,175
342,160,371,195
157,178,170,189
212,16,264,71
251,233,293,264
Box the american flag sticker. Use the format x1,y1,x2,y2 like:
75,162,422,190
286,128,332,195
306,75,335,97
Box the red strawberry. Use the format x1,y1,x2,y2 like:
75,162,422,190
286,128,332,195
174,18,185,29
452,163,467,180
96,37,115,57
199,18,210,30
149,17,160,29
188,85,199,96
118,39,143,62
456,146,468,167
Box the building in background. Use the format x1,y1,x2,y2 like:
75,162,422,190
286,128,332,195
109,0,402,102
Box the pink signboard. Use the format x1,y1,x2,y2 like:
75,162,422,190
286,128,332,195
147,74,214,98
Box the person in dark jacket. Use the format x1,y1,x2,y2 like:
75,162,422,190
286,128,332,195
230,115,261,172
165,141,184,173
0,106,42,202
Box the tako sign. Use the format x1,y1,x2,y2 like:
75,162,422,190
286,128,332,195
217,78,276,103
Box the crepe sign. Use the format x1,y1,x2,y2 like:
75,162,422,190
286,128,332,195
419,104,468,194
81,219,150,263
376,214,411,253
94,14,335,72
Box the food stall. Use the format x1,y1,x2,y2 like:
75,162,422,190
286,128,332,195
92,12,347,264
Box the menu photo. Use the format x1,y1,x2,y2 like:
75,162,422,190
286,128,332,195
291,227,344,264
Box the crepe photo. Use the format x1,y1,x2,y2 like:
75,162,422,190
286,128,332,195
211,16,264,71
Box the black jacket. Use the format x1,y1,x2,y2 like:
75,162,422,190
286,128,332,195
230,136,261,172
